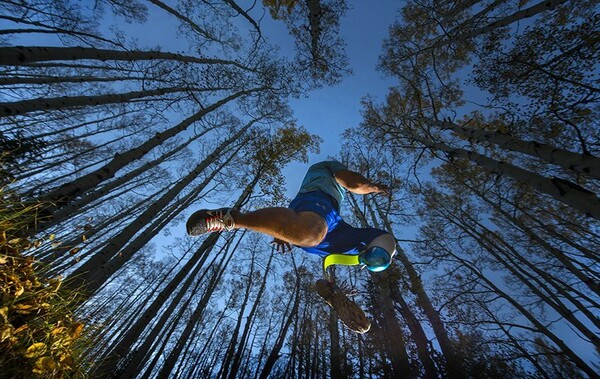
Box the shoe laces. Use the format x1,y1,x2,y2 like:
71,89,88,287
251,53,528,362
205,209,234,232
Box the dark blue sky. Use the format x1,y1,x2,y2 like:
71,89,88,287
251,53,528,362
262,0,401,196
103,0,401,196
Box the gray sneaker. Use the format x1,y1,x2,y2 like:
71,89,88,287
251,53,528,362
186,208,235,236
315,279,371,334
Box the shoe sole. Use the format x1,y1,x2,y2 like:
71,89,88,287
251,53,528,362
315,279,371,334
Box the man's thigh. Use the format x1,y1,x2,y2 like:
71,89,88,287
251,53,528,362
322,221,387,255
289,191,341,231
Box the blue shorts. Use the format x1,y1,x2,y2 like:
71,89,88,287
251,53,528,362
288,191,387,257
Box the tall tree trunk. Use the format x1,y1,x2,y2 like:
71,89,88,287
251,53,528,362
411,134,600,219
424,117,600,179
403,0,568,60
0,75,155,85
371,274,414,378
0,46,256,71
43,122,219,230
218,251,258,379
348,194,413,377
0,86,193,117
462,178,600,295
258,259,302,379
37,87,263,221
327,270,343,379
65,128,248,295
371,198,464,377
453,251,598,378
92,233,221,377
391,276,438,378
438,200,600,345
227,248,275,379
153,248,235,379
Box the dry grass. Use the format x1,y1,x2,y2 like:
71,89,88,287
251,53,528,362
0,187,89,378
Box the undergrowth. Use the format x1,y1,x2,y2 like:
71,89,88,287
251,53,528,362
0,187,88,378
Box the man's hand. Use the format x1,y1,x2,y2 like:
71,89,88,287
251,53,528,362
271,238,292,254
371,183,390,196
335,170,391,196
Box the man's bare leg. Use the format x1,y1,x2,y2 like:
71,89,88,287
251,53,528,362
187,207,327,247
231,208,327,247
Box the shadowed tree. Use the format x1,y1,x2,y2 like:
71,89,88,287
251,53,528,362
262,0,351,86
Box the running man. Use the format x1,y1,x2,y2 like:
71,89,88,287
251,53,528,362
186,160,396,332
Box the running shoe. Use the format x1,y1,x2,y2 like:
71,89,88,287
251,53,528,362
315,279,371,334
186,208,235,235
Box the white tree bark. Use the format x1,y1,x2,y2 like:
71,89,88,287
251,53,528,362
413,135,600,220
425,117,600,179
41,87,264,207
404,0,568,59
39,125,216,231
0,46,256,72
67,124,251,294
0,86,202,117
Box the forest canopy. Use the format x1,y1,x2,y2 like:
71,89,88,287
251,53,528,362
0,0,598,378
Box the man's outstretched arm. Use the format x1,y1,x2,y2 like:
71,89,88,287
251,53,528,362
334,169,389,195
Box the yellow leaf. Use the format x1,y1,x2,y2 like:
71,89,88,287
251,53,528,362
48,278,62,293
71,322,84,339
60,353,74,368
14,285,24,297
14,324,29,334
13,303,35,314
82,234,87,242
33,356,57,375
0,325,13,343
8,238,20,245
0,255,7,264
49,234,55,241
25,342,46,358
0,307,8,323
